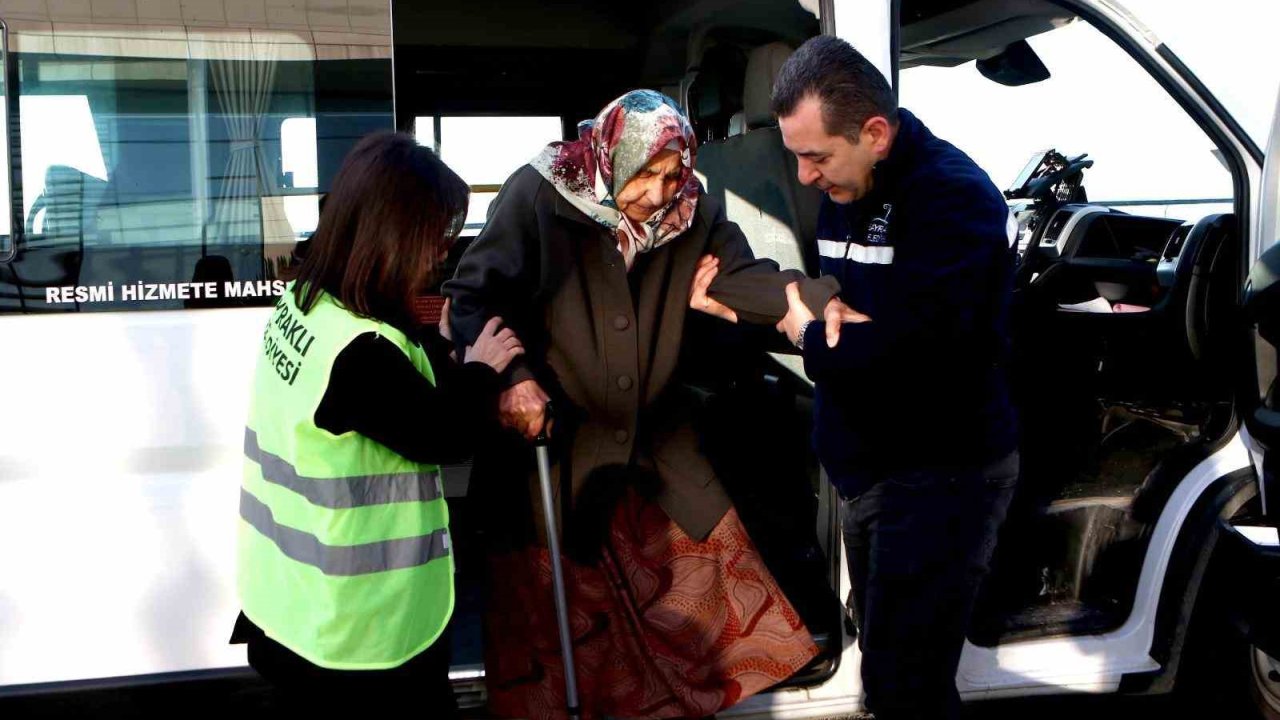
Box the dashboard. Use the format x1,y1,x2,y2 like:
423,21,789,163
1013,202,1224,312
1027,205,1183,263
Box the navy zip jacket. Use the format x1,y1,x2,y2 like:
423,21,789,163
800,108,1018,498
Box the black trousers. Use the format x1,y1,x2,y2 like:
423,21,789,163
840,451,1019,720
235,613,458,717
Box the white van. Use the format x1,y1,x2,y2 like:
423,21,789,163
2,0,1279,717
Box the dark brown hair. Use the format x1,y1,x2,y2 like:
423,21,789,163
771,35,898,141
293,131,468,327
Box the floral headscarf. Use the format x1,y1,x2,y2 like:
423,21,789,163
530,90,700,268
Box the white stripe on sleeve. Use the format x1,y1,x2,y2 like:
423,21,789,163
818,239,849,258
846,243,895,265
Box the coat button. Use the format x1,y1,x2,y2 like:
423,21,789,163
614,429,629,444
617,375,633,390
613,315,630,330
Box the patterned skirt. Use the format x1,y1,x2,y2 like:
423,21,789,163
484,488,818,720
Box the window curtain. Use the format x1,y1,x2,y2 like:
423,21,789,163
206,43,279,248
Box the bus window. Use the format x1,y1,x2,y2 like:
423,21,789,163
0,24,393,314
277,116,321,241
22,95,109,235
281,117,319,189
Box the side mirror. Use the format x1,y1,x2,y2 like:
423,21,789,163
976,40,1050,87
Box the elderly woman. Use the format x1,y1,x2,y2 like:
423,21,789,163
445,90,840,720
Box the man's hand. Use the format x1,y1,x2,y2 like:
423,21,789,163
499,379,551,440
689,255,739,323
822,296,872,348
777,282,871,348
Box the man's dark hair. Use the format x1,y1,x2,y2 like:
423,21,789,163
294,131,468,328
771,35,898,141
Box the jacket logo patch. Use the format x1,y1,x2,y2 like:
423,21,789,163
865,204,892,246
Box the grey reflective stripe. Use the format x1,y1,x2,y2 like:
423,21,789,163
240,489,451,576
244,429,443,509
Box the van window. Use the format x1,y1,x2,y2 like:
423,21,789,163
392,0,823,236
899,18,1233,221
415,115,562,230
0,28,393,314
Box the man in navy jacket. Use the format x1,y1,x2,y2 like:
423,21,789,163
772,36,1020,720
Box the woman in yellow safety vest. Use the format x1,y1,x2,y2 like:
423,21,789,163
231,131,522,715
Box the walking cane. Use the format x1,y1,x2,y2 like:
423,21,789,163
533,402,582,720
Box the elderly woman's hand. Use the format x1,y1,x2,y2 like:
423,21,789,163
499,379,551,440
438,296,453,343
689,255,739,323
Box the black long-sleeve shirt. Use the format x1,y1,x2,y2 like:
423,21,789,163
312,329,503,463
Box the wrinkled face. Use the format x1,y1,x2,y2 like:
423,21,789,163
779,95,885,205
615,149,683,224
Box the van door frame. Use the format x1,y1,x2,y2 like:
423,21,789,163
876,0,1266,695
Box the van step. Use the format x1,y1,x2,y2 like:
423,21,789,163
971,597,1126,646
